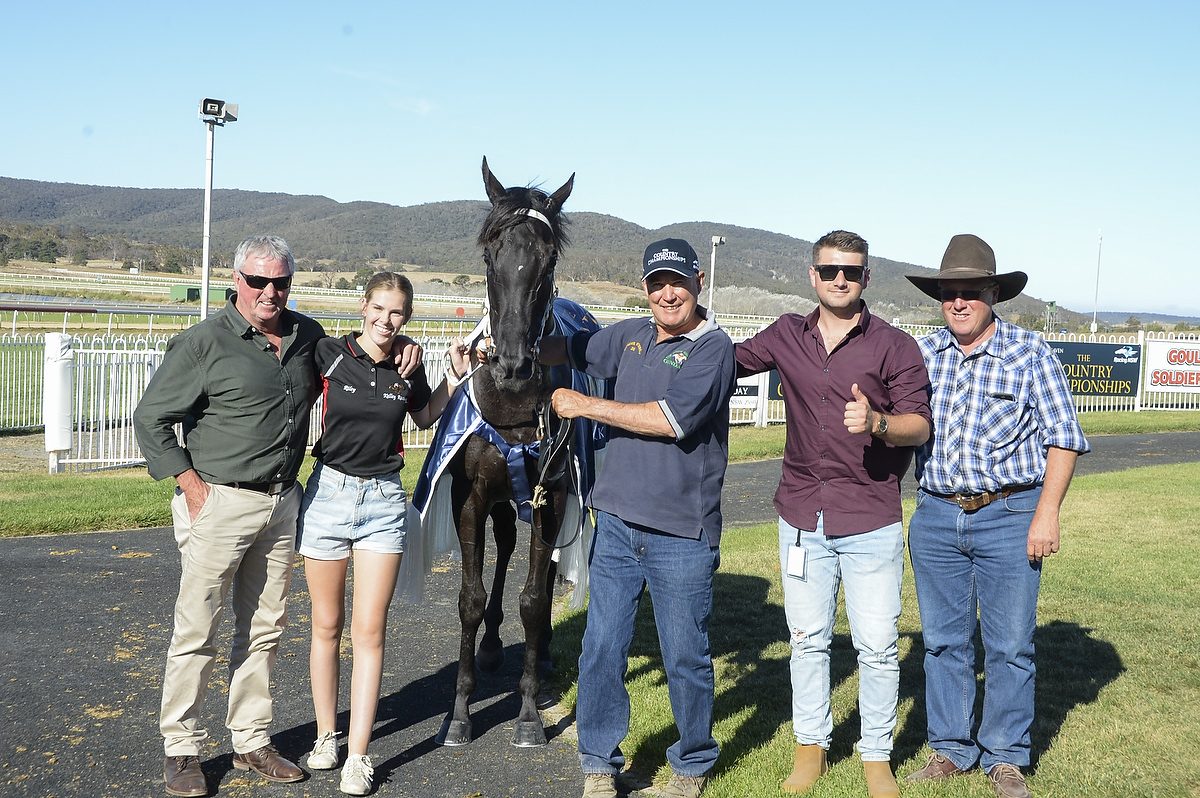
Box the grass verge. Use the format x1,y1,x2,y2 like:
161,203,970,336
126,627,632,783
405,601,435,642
547,463,1200,797
2,410,1197,537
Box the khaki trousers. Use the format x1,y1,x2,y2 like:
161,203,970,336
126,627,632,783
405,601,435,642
160,483,300,755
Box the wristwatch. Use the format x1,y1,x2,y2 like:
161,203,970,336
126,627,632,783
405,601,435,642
874,413,889,437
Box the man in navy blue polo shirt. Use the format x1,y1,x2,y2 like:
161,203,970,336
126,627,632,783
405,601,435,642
545,238,736,798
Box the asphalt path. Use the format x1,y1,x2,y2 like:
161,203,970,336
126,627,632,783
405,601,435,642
2,432,1197,798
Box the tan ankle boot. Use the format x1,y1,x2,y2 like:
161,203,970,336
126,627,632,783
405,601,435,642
781,744,827,793
863,760,899,798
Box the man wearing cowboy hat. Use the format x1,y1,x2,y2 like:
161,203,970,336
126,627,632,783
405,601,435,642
903,234,1089,798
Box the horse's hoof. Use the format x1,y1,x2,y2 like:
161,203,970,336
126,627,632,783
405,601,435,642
477,641,504,673
511,721,547,748
437,716,473,747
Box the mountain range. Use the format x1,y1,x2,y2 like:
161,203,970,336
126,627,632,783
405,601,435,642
0,175,1076,325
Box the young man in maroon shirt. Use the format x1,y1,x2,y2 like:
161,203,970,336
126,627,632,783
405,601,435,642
734,230,931,798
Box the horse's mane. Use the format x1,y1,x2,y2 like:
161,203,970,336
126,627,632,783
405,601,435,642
477,186,571,251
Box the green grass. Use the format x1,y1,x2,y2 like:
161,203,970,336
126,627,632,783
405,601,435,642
1077,409,1200,435
1,410,1196,537
725,410,1200,463
547,464,1200,798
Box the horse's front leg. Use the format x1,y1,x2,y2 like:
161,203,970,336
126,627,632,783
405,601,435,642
478,501,517,673
440,481,490,747
511,489,563,747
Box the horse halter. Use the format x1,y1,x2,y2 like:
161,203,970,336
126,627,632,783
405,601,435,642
514,207,555,230
482,206,559,363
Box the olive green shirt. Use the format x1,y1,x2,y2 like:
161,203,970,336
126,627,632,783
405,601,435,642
133,298,325,484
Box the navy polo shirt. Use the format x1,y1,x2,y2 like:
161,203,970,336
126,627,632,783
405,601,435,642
568,315,736,546
310,334,432,478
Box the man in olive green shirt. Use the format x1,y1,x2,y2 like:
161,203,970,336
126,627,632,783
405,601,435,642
134,235,322,795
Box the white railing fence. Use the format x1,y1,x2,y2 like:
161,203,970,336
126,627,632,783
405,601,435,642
37,330,469,473
15,323,1200,473
0,333,44,430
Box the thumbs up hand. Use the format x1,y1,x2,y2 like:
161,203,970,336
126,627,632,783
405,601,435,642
844,383,875,435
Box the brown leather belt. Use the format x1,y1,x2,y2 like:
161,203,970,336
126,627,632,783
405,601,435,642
928,483,1039,512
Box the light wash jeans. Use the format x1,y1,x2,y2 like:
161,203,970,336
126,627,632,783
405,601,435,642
778,514,903,761
908,487,1042,772
578,510,720,777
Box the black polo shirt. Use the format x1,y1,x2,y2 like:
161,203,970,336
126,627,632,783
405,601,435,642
310,334,432,478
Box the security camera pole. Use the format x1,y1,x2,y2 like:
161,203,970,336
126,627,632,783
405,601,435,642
197,98,238,320
706,235,726,314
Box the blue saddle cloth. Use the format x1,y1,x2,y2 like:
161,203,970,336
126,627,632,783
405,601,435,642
402,298,608,607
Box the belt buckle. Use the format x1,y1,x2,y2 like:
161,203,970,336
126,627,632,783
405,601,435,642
955,492,991,512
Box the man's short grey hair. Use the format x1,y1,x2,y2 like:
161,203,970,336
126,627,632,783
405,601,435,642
233,236,295,274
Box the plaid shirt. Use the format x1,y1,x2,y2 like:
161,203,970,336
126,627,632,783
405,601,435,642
915,316,1089,494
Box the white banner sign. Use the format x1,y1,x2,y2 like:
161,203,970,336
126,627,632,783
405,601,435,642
1144,340,1200,392
730,375,759,409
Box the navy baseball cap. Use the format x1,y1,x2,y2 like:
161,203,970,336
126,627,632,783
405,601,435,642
643,238,700,280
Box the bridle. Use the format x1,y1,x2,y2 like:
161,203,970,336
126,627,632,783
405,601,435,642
476,205,559,369
478,205,573,523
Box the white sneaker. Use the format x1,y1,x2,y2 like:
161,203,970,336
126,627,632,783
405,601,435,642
339,753,374,796
306,730,339,770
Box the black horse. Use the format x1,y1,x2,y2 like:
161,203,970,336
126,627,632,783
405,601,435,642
438,157,577,749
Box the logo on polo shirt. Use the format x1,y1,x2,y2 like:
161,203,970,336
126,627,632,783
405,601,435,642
624,341,644,354
342,384,357,393
663,351,689,369
382,380,408,401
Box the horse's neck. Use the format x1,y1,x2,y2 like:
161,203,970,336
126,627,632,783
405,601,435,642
474,370,548,442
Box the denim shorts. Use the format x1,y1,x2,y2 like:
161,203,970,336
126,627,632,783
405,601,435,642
297,462,408,560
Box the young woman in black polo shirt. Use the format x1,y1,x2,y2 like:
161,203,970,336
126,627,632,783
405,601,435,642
298,272,468,795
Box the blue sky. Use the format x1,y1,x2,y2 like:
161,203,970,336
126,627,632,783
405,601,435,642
3,1,1198,315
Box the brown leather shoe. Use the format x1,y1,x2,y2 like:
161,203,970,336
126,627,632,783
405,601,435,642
231,744,304,783
905,751,966,782
988,763,1032,798
163,755,207,797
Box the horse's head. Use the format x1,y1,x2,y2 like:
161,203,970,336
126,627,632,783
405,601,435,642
478,157,574,391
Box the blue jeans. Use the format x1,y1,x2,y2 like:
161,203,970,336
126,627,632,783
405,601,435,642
577,510,720,777
908,487,1043,771
778,515,903,761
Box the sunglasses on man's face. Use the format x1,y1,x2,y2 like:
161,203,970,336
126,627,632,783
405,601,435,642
813,265,866,283
238,271,293,291
939,287,989,302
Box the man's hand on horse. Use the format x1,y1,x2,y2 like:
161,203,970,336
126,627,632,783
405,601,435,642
551,387,588,419
393,336,424,378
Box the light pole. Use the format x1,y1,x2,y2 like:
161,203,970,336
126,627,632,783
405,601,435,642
197,98,238,320
706,235,726,314
1090,230,1103,335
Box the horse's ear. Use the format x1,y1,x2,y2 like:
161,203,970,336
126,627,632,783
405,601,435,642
482,156,507,205
547,172,575,214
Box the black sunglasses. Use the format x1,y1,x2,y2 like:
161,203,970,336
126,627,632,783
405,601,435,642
238,271,293,291
813,265,866,283
939,287,989,302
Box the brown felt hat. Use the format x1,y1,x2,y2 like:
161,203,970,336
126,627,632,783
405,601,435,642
906,234,1028,302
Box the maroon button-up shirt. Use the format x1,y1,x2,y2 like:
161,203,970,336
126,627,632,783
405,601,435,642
735,305,932,537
